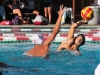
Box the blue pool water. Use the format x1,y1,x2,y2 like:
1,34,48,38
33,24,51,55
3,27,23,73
0,43,100,75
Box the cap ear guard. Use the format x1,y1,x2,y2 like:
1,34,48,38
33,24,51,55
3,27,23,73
32,34,43,45
38,34,43,40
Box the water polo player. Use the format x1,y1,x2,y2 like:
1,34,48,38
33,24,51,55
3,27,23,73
56,20,87,55
24,5,66,57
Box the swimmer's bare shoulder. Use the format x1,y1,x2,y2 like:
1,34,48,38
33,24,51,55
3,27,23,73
56,38,74,52
24,43,49,57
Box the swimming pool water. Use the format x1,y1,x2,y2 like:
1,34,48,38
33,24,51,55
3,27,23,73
0,43,100,75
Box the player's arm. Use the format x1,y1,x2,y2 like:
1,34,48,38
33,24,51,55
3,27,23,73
67,20,87,41
56,40,66,52
43,5,65,45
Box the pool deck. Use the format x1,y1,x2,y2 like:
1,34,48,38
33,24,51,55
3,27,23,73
0,24,100,28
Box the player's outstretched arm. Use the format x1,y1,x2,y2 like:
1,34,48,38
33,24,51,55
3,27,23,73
67,20,87,41
43,5,66,45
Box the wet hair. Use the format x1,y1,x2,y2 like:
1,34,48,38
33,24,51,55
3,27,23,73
74,34,85,47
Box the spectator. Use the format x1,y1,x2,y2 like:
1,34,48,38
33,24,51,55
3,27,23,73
44,0,52,24
27,0,39,16
19,0,25,9
18,0,27,13
0,0,6,20
4,1,12,20
8,0,25,24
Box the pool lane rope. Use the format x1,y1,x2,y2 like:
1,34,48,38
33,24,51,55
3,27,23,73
0,28,100,44
0,34,100,44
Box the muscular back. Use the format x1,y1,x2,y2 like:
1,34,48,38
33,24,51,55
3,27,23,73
25,44,49,57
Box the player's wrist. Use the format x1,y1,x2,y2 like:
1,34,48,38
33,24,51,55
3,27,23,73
75,21,81,26
71,22,80,28
58,14,62,16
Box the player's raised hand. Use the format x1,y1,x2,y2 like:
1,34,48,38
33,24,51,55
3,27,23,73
58,5,67,17
72,20,87,28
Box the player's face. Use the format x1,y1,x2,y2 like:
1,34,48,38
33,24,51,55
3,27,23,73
75,36,83,46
